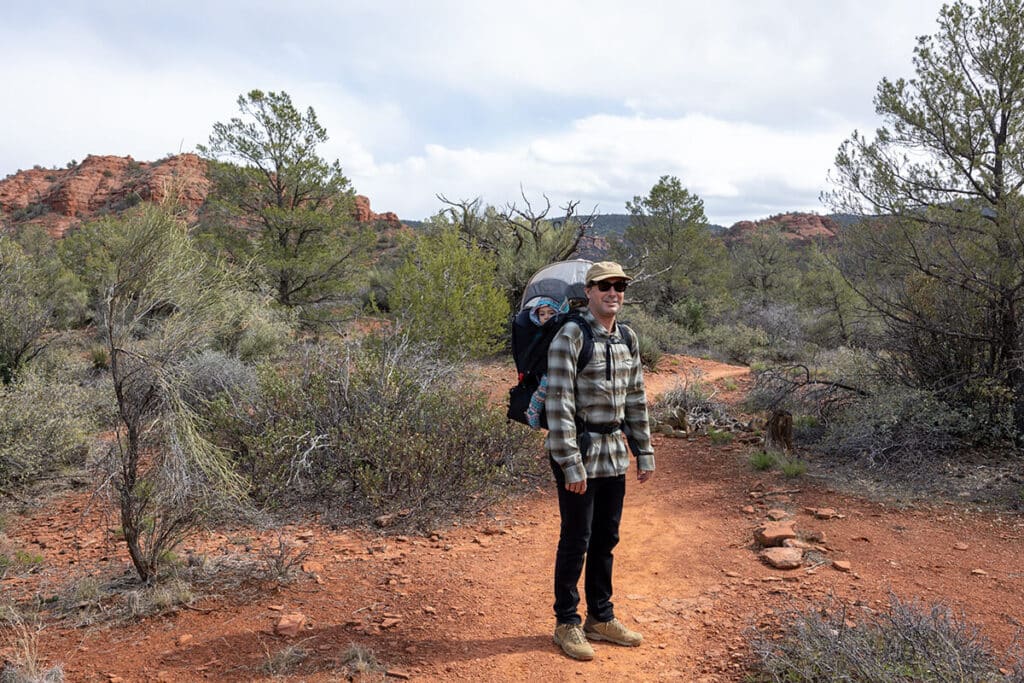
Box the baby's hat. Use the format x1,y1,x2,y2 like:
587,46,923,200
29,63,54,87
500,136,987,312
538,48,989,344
527,296,565,326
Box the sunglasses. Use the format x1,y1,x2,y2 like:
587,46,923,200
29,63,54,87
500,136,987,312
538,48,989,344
590,280,628,292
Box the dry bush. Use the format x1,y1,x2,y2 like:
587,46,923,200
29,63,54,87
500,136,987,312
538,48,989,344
820,386,971,474
339,643,384,679
203,332,539,528
259,640,309,676
0,373,98,491
750,593,1024,682
258,533,310,582
0,605,63,683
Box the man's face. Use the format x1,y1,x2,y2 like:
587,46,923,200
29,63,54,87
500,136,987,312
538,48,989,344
586,278,627,318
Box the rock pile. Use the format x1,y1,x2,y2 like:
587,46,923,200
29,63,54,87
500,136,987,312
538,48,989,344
748,502,849,573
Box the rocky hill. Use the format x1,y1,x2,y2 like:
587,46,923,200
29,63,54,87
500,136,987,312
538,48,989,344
0,154,403,238
725,212,840,242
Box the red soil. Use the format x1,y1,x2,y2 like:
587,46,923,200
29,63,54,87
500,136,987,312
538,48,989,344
2,355,1022,681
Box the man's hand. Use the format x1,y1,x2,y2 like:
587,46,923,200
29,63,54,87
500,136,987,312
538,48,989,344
565,480,587,495
637,469,653,484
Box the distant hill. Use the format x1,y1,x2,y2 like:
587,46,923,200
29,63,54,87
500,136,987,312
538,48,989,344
0,154,406,238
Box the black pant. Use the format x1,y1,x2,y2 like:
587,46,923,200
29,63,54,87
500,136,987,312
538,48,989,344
550,457,626,625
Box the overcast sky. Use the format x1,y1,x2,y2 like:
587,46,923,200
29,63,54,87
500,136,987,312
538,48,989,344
0,1,948,225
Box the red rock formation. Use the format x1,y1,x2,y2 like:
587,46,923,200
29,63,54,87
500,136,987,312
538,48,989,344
353,194,401,230
0,154,210,238
1,155,403,238
726,212,839,243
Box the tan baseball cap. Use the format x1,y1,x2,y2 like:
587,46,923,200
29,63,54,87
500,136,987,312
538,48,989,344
585,261,632,283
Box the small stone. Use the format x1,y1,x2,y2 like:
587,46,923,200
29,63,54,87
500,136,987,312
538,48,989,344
274,613,307,637
423,606,436,614
953,542,969,551
724,571,741,578
175,634,193,647
374,513,396,528
741,505,756,515
760,547,803,570
755,521,797,547
385,670,411,680
833,560,852,573
813,508,838,519
380,617,402,629
766,509,789,521
267,604,284,611
301,561,324,574
805,530,827,543
971,568,988,576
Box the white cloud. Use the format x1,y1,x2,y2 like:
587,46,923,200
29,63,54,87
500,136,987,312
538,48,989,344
353,112,851,225
0,0,950,225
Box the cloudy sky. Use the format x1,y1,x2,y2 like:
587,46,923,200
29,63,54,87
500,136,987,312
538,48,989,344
1,1,948,225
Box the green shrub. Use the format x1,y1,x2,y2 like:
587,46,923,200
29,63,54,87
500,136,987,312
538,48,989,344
750,594,1023,682
0,373,98,489
89,344,110,371
390,228,509,359
749,451,778,471
622,307,691,358
703,322,768,364
779,458,807,478
708,429,733,446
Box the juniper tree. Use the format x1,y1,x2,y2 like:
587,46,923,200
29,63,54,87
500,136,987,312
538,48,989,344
826,0,1024,439
198,90,374,321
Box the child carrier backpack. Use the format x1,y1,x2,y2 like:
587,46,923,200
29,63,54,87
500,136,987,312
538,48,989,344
506,260,636,430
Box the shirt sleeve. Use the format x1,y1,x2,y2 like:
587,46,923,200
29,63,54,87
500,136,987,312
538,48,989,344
623,326,655,472
545,323,587,483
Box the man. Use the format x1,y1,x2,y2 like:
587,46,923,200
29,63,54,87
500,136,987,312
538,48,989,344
545,260,655,661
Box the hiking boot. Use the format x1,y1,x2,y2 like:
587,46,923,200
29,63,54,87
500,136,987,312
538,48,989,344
583,616,643,646
553,622,595,661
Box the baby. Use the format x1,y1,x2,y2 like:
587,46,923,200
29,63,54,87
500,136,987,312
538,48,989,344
525,297,561,429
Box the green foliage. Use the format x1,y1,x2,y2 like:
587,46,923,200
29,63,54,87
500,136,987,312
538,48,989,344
748,451,778,471
707,429,733,446
198,89,375,317
98,203,247,582
703,322,768,364
0,233,85,384
621,307,692,358
390,228,509,358
729,224,800,309
0,372,97,491
613,175,729,315
429,195,589,310
57,215,127,312
796,245,864,348
826,0,1024,436
779,458,807,478
750,594,1022,682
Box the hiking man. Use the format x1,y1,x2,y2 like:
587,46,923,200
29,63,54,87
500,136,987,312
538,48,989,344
546,261,655,661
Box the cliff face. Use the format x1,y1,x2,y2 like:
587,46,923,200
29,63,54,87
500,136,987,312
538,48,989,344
726,212,839,242
0,154,210,238
0,154,402,237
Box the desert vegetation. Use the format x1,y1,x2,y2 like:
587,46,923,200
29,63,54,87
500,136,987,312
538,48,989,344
1,0,1023,679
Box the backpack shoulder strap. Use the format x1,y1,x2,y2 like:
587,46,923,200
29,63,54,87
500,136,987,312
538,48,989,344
564,312,595,371
617,322,637,356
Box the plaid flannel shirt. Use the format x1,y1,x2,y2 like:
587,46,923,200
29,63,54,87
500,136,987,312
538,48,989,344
545,309,655,483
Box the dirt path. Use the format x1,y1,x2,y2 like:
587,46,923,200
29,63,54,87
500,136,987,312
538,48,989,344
5,356,1024,681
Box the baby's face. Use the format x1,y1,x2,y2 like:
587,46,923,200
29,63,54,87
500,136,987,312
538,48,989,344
536,306,556,324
